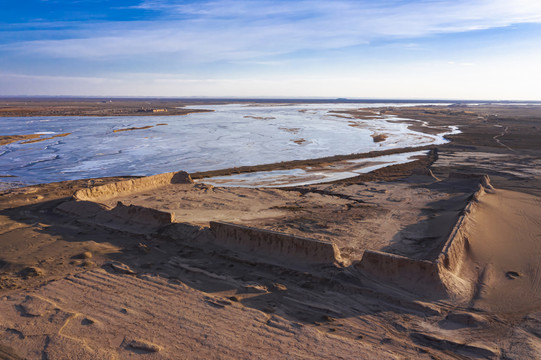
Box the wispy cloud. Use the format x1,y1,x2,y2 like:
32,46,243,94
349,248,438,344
2,1,541,99
448,61,476,66
4,0,541,62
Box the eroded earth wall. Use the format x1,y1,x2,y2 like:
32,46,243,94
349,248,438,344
210,221,342,265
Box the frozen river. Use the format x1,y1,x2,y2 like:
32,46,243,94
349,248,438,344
0,103,457,187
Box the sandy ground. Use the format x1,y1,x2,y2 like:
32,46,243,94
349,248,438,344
1,103,541,359
97,177,476,263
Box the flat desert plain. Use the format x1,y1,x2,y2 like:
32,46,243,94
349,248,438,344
1,100,541,359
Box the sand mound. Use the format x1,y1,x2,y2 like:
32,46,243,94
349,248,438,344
456,189,541,313
422,181,541,308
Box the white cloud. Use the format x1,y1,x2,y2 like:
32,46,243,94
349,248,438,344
2,1,541,99
448,61,476,66
5,0,541,62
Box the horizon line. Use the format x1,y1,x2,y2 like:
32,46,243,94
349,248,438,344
1,95,541,103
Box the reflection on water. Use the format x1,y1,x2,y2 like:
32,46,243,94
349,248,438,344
0,103,458,186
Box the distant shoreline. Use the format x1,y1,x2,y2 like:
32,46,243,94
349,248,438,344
1,98,539,118
1,96,540,103
0,99,214,117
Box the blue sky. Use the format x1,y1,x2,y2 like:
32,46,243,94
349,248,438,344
1,0,541,99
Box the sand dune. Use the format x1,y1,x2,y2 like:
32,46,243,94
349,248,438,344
459,189,541,313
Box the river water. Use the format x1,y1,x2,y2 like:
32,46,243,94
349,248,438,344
0,103,457,187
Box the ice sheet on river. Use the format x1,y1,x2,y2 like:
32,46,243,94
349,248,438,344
0,103,458,186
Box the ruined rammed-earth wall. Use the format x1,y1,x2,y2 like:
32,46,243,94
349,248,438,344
69,170,342,265
435,175,492,273
210,221,342,265
73,171,193,202
65,170,491,298
357,175,493,298
59,171,191,233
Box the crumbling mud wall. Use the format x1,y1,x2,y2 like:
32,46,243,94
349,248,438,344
210,221,342,265
73,171,193,202
358,250,440,282
430,177,493,299
105,202,174,225
57,200,174,233
356,250,446,297
63,168,493,300
436,204,472,274
159,222,210,242
357,175,493,300
436,175,492,274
